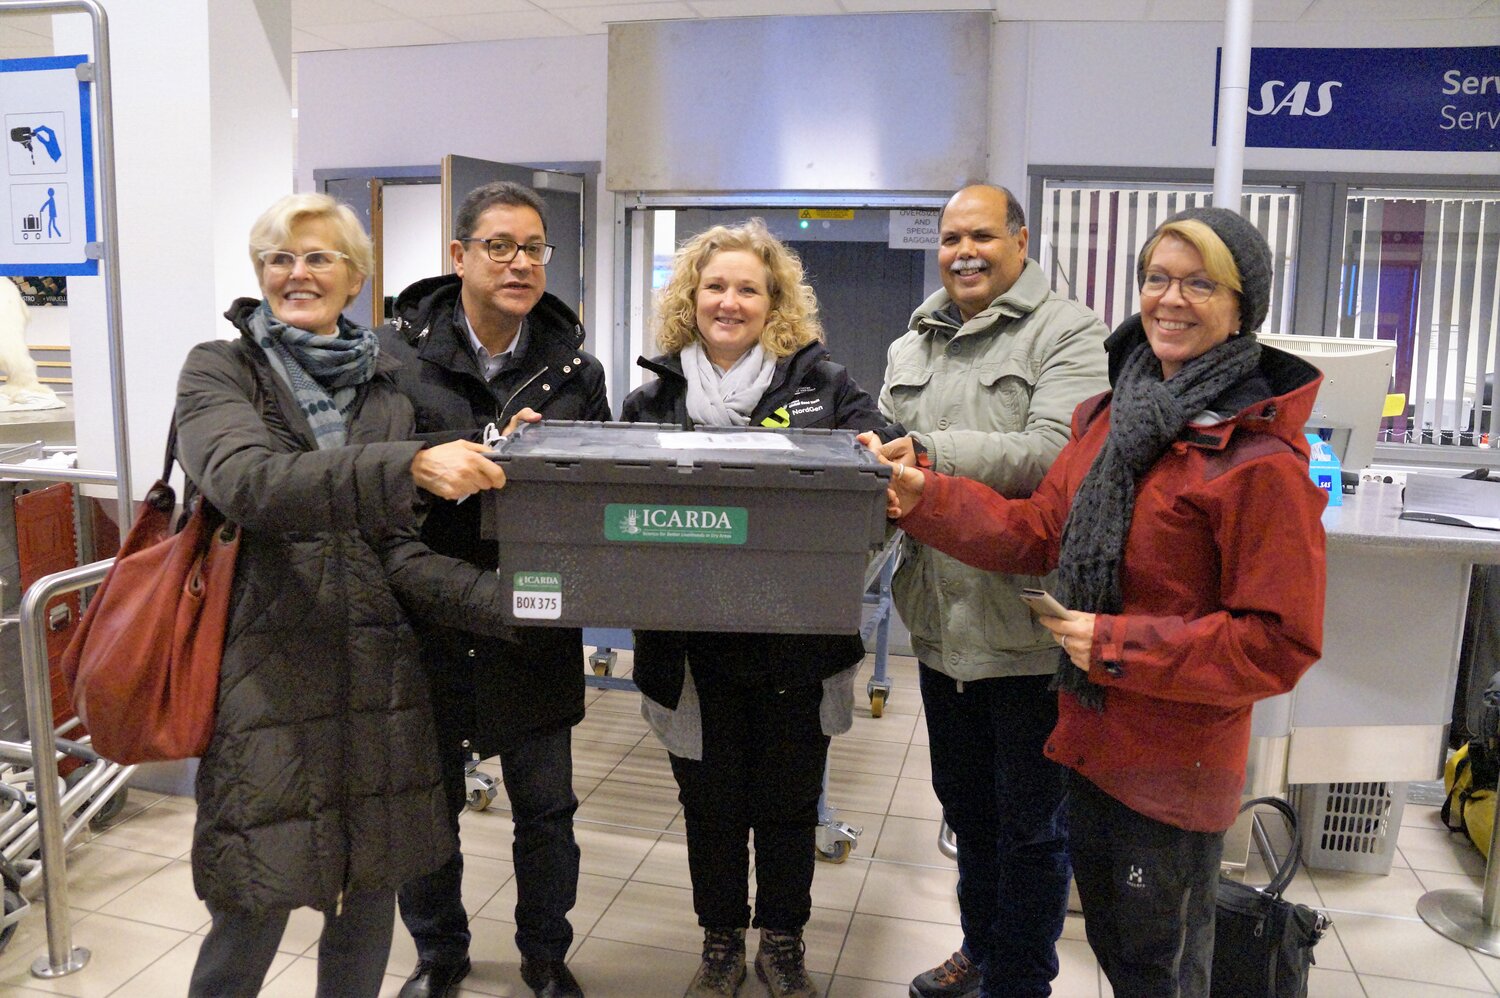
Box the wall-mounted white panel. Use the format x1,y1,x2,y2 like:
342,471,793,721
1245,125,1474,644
606,13,990,192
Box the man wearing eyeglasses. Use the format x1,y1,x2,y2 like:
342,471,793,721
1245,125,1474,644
864,184,1107,998
380,180,608,998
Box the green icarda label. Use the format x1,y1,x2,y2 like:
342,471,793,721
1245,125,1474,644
604,504,747,545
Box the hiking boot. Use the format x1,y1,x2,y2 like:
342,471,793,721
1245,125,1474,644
755,928,818,998
909,949,980,998
685,927,746,997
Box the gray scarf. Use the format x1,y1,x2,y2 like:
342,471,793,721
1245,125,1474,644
1053,325,1263,710
250,301,379,449
681,340,777,428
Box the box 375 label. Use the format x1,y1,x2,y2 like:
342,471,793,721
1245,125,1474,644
513,571,561,619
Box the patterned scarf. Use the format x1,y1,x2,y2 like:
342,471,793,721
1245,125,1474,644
1053,324,1263,710
249,301,379,449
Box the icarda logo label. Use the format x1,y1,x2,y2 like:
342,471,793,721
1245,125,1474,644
604,504,747,545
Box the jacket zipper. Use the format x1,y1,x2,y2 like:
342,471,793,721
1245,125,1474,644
496,365,549,427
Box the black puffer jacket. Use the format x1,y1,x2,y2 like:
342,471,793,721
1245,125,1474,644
379,275,611,756
176,299,514,915
620,341,887,702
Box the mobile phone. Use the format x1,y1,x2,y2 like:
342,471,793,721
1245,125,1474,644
1019,587,1076,620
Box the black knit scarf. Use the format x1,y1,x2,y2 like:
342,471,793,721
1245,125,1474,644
1052,330,1263,710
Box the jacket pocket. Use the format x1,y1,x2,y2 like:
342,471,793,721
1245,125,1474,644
977,358,1036,432
884,365,932,423
978,570,1055,654
891,540,942,648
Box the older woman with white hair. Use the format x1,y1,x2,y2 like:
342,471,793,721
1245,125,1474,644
176,193,512,996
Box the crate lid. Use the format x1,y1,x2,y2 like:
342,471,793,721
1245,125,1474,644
494,420,889,482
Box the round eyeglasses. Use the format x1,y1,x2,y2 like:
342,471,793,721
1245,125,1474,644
458,237,554,266
1139,272,1222,304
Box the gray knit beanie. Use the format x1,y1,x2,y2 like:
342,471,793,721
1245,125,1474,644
1144,206,1272,335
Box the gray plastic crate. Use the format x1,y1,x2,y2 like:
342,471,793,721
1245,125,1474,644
481,421,891,633
1292,781,1407,874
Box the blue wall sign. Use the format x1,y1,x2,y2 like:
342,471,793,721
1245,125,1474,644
1214,46,1499,153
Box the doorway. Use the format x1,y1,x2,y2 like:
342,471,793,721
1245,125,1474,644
615,195,948,403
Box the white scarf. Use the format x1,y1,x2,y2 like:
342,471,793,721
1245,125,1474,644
681,340,776,428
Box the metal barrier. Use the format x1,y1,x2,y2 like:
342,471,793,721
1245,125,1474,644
16,558,111,978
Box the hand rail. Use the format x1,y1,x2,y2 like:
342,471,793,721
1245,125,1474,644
17,558,112,978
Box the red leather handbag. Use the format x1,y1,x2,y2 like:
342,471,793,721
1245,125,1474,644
59,424,239,764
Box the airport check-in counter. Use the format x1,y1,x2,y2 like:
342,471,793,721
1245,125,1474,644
1248,480,1500,794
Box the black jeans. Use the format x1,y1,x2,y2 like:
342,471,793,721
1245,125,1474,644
1068,772,1223,998
920,667,1070,998
669,671,829,932
398,727,580,964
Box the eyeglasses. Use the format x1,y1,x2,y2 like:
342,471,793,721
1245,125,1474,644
258,249,349,273
1140,272,1222,304
458,237,554,266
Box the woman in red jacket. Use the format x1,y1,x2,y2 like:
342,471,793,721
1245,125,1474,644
868,207,1327,998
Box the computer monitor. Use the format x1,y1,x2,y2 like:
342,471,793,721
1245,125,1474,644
1258,333,1396,473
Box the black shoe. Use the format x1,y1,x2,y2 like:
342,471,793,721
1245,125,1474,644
520,957,584,998
398,957,472,998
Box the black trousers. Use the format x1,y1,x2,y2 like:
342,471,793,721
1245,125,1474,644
1068,772,1224,998
668,670,830,932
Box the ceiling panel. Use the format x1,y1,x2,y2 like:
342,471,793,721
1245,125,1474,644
421,10,580,39
291,0,404,29
549,3,696,33
841,0,992,11
380,0,537,15
1148,0,1317,19
531,0,686,8
0,42,53,59
278,0,1497,51
306,17,460,47
687,0,845,17
993,0,1150,19
293,28,347,52
0,13,56,38
1303,0,1492,18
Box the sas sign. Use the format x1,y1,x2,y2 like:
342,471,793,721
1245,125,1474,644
1214,46,1498,152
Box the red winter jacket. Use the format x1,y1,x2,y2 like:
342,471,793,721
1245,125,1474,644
898,322,1327,832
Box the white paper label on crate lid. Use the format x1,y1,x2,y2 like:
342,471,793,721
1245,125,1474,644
513,571,562,620
656,432,798,451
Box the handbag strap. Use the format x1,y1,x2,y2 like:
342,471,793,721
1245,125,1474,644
161,416,179,484
1238,795,1303,898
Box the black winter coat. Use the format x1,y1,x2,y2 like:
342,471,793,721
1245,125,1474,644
379,275,611,756
176,299,514,915
620,341,887,706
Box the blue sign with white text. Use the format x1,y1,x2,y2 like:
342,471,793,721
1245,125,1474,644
1214,46,1499,152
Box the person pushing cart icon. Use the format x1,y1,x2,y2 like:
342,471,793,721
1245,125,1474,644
39,188,60,238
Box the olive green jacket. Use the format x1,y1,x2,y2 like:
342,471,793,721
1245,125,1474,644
879,259,1109,680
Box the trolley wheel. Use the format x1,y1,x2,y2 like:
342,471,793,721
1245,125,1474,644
90,787,129,830
589,650,617,677
869,690,887,718
466,786,495,812
816,840,852,864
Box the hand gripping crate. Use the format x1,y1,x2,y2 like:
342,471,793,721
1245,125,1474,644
1291,781,1407,874
480,421,891,634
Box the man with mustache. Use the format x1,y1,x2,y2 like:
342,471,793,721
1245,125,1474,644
380,181,609,998
871,184,1107,998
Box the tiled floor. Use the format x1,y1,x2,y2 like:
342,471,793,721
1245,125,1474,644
2,652,1499,996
